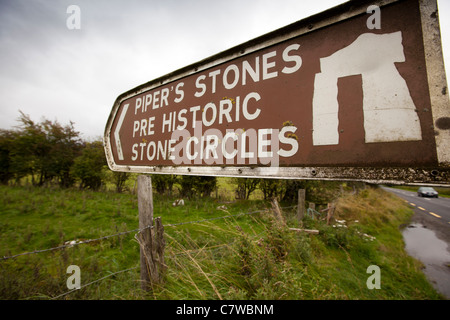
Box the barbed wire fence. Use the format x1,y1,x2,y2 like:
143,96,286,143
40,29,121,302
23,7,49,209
0,204,302,299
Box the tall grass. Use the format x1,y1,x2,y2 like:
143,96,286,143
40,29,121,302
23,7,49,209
0,184,444,299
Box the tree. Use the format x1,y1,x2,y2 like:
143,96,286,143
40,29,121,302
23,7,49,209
8,111,82,187
179,176,216,198
179,176,196,198
233,178,259,200
41,118,83,187
71,141,107,190
0,130,15,184
112,171,130,193
259,179,286,200
152,174,168,195
9,112,48,185
195,176,217,197
282,180,306,203
152,174,178,195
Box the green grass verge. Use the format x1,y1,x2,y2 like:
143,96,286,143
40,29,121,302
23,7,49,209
0,183,443,300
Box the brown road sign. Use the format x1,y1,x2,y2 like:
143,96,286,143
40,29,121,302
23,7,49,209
104,0,450,185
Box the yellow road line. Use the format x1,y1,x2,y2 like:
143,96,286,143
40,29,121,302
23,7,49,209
428,212,441,218
409,203,442,219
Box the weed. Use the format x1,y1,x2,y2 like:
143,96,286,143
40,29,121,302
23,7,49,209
0,184,444,300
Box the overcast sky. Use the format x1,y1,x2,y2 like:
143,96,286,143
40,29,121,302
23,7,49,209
1,0,449,140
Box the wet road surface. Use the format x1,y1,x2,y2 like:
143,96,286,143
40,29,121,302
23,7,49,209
382,186,450,299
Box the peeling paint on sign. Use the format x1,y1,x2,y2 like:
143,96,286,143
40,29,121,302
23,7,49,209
104,0,450,185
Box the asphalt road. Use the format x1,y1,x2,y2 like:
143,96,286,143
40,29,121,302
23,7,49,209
381,186,450,299
382,187,450,299
381,186,450,244
381,186,450,227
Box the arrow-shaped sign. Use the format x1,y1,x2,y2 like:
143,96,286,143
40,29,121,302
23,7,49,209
103,0,450,186
114,103,128,161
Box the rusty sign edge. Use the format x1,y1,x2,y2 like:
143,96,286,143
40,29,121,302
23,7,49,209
420,0,450,166
104,0,450,186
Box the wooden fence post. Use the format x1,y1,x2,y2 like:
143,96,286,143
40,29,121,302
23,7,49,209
297,189,305,223
135,175,157,290
137,175,153,290
326,203,336,225
270,198,286,225
136,175,166,291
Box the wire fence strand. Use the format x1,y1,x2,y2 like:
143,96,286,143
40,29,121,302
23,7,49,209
3,204,298,299
51,266,139,300
51,228,270,299
0,225,153,261
1,205,297,261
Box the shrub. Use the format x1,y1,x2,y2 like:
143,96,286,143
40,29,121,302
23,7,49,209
71,141,106,190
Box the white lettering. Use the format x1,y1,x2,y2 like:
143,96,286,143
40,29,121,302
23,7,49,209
168,139,176,160
204,135,219,160
161,88,169,108
148,117,155,135
242,57,260,85
186,136,199,160
223,64,240,89
131,143,138,161
139,143,146,161
174,82,184,103
209,70,221,94
219,99,233,124
144,93,152,112
133,121,139,138
222,131,238,159
190,106,201,128
262,51,278,80
282,44,302,74
177,109,188,130
140,119,147,137
195,75,206,97
278,126,298,157
152,90,160,109
162,112,172,133
146,141,156,160
242,92,261,120
157,140,167,160
202,102,217,127
135,97,142,115
258,128,272,158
